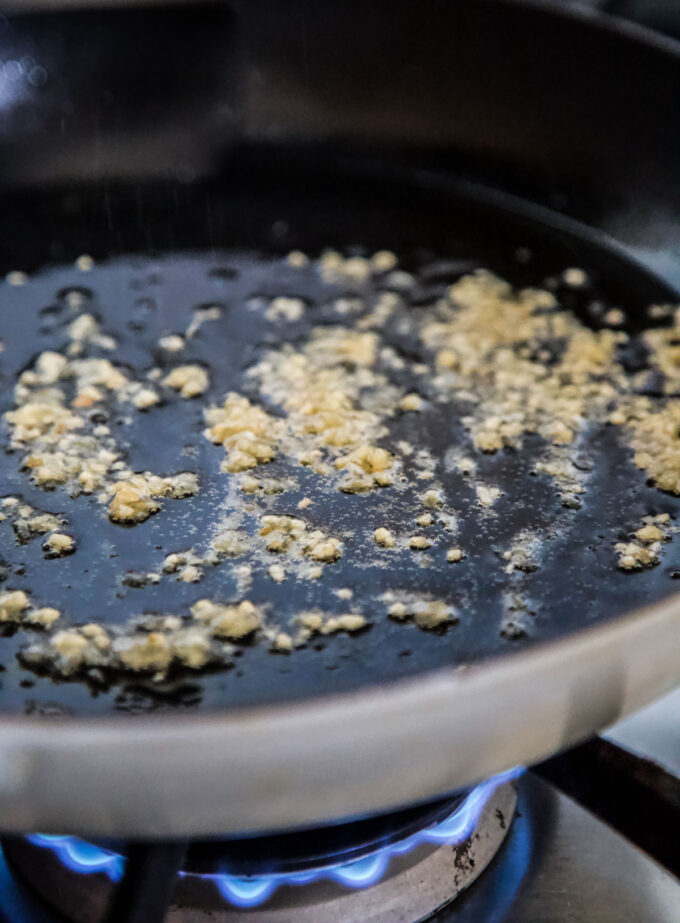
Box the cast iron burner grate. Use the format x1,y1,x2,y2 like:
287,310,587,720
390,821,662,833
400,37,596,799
2,770,520,923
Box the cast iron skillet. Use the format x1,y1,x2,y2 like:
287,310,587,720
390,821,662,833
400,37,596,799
0,0,677,837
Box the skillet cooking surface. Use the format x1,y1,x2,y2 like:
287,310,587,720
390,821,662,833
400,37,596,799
1,164,679,718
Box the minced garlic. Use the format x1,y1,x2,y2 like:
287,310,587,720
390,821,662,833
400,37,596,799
272,632,294,652
266,296,305,323
26,607,61,628
476,484,501,508
287,250,309,268
44,532,76,557
0,590,30,622
158,334,185,352
190,599,261,639
163,364,209,399
108,472,198,523
374,527,396,548
6,248,680,689
204,393,280,472
616,514,673,570
321,614,368,633
399,393,423,412
6,270,27,286
108,479,161,523
421,489,443,509
388,597,454,630
268,564,286,582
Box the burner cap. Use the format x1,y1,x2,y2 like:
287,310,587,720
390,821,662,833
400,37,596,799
3,775,518,923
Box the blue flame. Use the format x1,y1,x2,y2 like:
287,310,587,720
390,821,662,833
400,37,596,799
214,766,523,908
26,767,522,910
25,834,124,882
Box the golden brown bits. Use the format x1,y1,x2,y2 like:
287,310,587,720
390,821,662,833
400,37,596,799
287,250,309,268
178,565,201,583
6,400,81,448
108,479,161,523
158,334,185,352
335,444,393,492
266,297,305,323
204,392,279,473
399,393,423,412
6,270,28,286
562,267,588,288
321,614,368,634
370,250,398,273
268,564,287,583
604,308,625,326
190,599,261,640
171,627,212,670
50,630,91,672
320,253,372,284
258,515,343,562
627,403,680,495
388,598,455,630
163,364,209,399
26,607,61,628
272,632,294,652
421,489,443,509
43,532,76,557
75,254,94,272
0,590,30,622
374,527,396,548
81,623,111,650
26,513,61,534
72,387,103,409
473,430,504,453
476,485,501,508
545,421,574,446
107,472,197,524
34,351,68,384
616,514,673,570
636,525,663,543
435,349,458,371
306,537,343,562
131,388,160,410
616,542,659,571
259,515,306,551
297,612,324,632
114,632,172,673
211,530,247,558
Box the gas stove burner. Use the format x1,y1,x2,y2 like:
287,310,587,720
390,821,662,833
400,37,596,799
3,770,520,923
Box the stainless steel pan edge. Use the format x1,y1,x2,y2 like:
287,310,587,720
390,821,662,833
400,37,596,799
0,593,676,838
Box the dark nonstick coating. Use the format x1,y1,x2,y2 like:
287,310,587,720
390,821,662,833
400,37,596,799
0,161,679,718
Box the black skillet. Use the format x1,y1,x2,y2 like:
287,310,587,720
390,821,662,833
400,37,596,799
0,0,678,838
